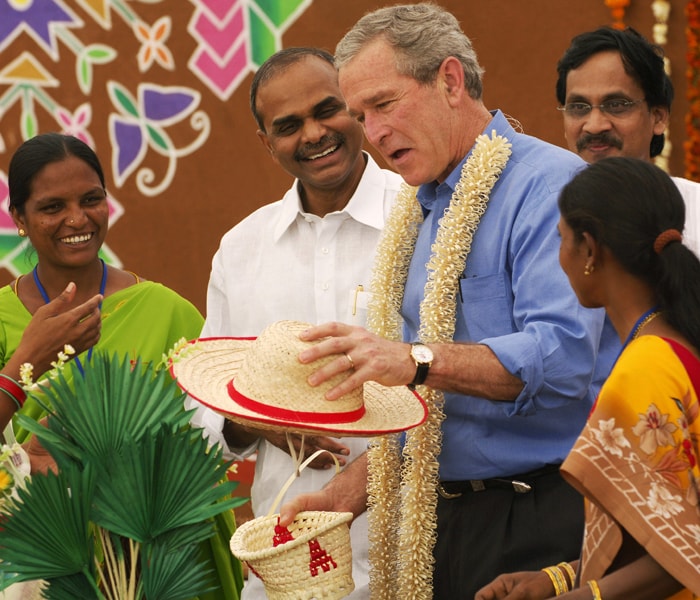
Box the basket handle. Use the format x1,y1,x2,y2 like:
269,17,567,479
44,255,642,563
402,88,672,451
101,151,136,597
266,447,340,518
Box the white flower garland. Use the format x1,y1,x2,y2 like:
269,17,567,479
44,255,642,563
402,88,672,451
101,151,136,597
652,0,672,173
366,182,422,595
366,131,512,599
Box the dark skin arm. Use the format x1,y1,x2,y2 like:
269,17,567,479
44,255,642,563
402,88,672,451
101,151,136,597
279,451,369,526
222,420,350,469
474,567,569,600
475,543,683,600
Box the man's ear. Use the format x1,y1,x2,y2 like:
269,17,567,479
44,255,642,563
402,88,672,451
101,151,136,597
438,56,466,106
257,129,278,163
651,105,670,135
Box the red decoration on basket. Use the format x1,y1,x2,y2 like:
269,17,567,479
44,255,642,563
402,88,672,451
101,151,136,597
308,538,337,576
272,518,295,547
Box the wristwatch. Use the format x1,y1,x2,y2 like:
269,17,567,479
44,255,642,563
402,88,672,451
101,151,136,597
409,343,433,389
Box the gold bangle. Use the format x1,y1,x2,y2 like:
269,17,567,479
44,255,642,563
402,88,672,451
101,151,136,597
557,561,577,588
587,579,602,600
552,566,569,594
541,566,567,595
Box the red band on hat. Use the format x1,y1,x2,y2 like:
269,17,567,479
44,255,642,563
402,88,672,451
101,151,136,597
227,379,366,425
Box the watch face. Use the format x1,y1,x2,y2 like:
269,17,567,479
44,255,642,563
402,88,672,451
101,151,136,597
411,344,433,363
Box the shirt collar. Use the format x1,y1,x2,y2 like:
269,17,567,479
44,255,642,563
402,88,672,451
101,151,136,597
273,152,387,241
416,110,512,210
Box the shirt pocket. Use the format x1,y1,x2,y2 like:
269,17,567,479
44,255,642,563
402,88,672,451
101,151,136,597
345,287,372,327
458,272,514,340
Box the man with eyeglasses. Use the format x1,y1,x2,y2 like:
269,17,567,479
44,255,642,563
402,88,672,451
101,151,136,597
556,26,700,256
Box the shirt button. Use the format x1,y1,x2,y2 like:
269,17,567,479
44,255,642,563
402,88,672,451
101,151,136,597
322,247,329,254
321,283,329,291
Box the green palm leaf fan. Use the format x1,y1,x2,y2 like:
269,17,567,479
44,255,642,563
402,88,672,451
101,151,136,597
92,427,243,540
16,353,192,472
0,462,100,599
3,351,248,600
139,534,220,600
42,572,102,600
90,427,245,599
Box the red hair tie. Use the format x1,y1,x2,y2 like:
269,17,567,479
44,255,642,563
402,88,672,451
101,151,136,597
653,229,682,254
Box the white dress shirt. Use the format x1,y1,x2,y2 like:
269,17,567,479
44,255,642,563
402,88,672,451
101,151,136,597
672,176,700,257
187,153,403,599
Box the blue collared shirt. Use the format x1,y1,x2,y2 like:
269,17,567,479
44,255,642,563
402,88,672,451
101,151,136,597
402,111,615,480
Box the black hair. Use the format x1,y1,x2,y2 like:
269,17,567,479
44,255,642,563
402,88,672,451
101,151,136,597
559,157,700,349
556,27,673,158
9,133,105,215
249,47,335,131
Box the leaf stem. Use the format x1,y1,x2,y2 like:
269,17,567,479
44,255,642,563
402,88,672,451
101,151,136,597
82,564,107,600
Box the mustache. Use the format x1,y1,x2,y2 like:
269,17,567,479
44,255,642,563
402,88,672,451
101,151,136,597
576,133,623,153
295,133,345,161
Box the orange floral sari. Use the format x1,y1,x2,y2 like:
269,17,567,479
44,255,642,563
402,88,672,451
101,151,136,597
562,335,700,599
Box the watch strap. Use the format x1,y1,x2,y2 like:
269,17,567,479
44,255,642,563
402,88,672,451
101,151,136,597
410,362,430,387
409,343,431,389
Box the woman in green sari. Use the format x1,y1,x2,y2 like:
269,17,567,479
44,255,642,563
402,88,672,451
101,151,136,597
0,133,242,600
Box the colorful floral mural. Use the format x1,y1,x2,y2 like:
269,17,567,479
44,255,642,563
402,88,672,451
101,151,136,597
0,0,313,276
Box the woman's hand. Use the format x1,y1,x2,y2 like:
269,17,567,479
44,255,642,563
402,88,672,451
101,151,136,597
13,282,102,377
474,570,555,600
22,417,57,475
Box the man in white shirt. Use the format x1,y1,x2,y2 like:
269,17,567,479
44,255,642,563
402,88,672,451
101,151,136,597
186,47,402,599
556,26,700,256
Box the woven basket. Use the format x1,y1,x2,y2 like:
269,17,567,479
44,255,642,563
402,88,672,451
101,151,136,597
230,510,354,599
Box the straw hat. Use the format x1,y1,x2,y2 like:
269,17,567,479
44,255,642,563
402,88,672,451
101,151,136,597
171,320,427,436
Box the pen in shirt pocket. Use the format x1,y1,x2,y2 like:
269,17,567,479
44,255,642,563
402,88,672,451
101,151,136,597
352,284,364,316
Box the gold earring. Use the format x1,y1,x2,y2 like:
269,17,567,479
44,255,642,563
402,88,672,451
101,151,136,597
584,263,594,276
18,228,26,238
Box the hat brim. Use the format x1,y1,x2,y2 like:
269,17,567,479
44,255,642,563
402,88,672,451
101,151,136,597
171,337,427,436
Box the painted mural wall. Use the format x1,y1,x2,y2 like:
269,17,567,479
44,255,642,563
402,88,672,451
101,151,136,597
0,0,690,313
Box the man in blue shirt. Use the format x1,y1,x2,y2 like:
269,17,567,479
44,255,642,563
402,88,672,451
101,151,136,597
279,4,612,597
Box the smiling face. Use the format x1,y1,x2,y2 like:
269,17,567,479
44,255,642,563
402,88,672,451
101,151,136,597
338,38,461,186
562,51,668,163
255,55,365,209
11,155,108,270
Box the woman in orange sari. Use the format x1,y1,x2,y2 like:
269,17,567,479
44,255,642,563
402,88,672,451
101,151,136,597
476,157,699,600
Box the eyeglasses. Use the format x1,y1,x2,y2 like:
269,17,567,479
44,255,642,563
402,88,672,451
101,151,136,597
557,99,644,119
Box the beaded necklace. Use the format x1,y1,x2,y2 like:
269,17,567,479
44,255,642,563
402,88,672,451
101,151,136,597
623,306,660,349
32,258,106,375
